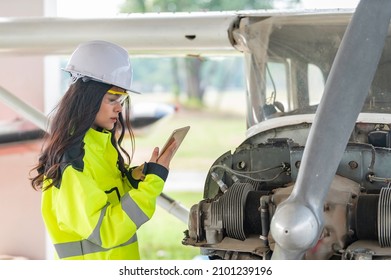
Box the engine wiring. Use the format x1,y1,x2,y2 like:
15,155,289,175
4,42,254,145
367,174,391,184
210,162,290,183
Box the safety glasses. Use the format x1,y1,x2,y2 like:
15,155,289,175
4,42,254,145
107,89,129,105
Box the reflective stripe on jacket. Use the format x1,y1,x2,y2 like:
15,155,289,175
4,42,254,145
41,128,168,260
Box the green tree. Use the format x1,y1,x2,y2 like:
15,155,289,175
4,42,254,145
120,0,300,107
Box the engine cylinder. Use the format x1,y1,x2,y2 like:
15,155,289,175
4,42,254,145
355,188,391,247
208,183,263,243
378,187,391,247
355,194,378,240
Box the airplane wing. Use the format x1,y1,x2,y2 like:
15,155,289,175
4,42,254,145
0,12,237,56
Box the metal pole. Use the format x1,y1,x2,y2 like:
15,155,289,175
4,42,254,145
157,193,190,224
0,86,48,130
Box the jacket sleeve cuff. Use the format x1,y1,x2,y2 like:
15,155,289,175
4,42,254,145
145,162,169,182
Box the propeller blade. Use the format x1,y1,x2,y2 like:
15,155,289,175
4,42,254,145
270,0,391,260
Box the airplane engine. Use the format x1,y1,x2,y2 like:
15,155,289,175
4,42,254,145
183,137,391,260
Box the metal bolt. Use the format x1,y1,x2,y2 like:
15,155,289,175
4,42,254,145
348,161,358,169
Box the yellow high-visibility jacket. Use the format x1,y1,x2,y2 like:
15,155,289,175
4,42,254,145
41,128,168,260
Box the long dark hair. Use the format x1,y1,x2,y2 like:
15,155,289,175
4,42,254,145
30,79,135,191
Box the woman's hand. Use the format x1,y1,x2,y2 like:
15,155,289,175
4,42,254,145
149,140,177,169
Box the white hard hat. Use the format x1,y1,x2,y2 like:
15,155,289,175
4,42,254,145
63,40,140,94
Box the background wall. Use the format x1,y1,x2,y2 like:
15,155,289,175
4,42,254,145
0,0,56,259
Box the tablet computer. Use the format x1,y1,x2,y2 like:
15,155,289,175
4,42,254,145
158,125,190,160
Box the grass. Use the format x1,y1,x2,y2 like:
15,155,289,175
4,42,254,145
130,91,247,260
138,191,203,260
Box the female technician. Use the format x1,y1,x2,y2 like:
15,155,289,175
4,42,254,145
30,40,176,260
